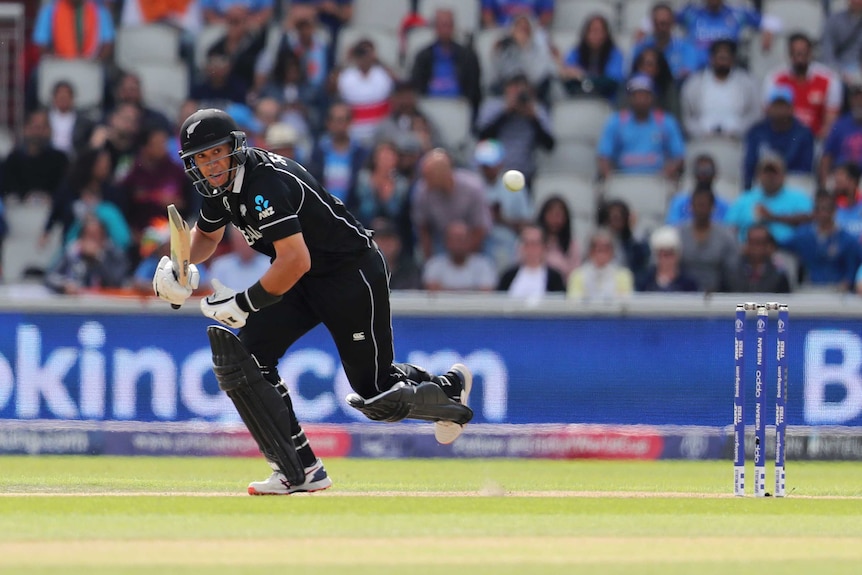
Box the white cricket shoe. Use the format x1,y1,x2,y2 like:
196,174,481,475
435,363,473,445
247,459,332,495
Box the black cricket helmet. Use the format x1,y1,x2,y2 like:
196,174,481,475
179,108,248,197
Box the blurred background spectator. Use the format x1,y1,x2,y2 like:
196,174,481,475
597,199,651,283
819,81,862,185
1,109,68,202
536,195,579,280
308,101,367,204
637,225,699,292
631,2,702,84
680,39,758,140
422,220,497,292
336,38,396,146
497,223,565,300
726,153,813,246
785,190,860,292
475,73,554,186
764,33,842,140
666,154,729,225
558,14,624,101
44,214,128,294
598,75,685,181
725,224,791,293
629,46,678,116
676,187,738,293
411,149,490,261
490,15,555,104
410,8,482,116
820,0,862,83
482,0,554,29
743,85,815,190
567,227,634,303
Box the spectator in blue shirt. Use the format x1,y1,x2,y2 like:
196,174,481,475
202,0,273,29
675,0,778,64
666,154,730,225
558,14,624,101
786,190,859,290
743,85,815,190
307,102,367,205
835,162,862,239
410,8,482,117
481,0,554,29
597,75,686,180
726,153,813,246
819,81,862,185
632,2,704,81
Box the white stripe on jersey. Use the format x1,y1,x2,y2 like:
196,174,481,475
262,161,373,249
198,211,225,224
259,214,298,230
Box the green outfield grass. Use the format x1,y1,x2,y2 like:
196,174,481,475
1,457,861,575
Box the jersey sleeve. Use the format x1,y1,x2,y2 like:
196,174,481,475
244,170,303,242
196,198,230,233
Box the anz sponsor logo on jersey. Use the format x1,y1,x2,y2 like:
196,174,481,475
254,194,275,220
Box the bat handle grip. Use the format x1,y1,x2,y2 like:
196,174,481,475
171,304,181,310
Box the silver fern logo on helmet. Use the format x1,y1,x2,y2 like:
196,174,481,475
185,120,202,137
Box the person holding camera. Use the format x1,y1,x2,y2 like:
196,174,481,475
474,73,555,186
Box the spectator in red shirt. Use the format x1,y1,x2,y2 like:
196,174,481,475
763,33,843,140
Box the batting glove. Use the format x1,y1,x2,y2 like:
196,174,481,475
153,255,200,307
200,279,249,329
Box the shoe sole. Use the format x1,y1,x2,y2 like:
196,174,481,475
247,477,333,496
435,363,472,445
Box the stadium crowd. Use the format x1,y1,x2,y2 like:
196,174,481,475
3,0,862,302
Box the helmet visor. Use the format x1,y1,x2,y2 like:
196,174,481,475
180,133,246,197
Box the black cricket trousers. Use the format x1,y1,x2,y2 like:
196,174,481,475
239,247,393,399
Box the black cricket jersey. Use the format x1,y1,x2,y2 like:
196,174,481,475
196,148,374,275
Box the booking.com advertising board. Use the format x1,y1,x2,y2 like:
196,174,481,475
0,311,861,428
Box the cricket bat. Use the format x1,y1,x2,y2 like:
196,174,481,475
167,204,191,309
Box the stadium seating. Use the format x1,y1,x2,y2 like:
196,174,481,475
473,27,507,92
620,0,654,36
417,97,472,151
133,62,190,121
747,32,789,80
551,97,613,143
37,58,104,110
602,173,675,231
115,25,181,73
193,24,226,73
537,139,599,178
553,0,618,32
685,136,746,187
352,0,412,32
1,199,61,284
763,0,825,38
404,26,436,71
549,29,578,58
784,173,818,197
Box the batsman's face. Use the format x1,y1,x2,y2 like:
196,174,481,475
195,145,232,187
